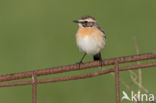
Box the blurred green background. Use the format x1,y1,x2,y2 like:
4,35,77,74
0,0,156,103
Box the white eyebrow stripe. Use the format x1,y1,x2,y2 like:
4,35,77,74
79,19,96,22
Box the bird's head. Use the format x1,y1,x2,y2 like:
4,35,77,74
73,16,97,28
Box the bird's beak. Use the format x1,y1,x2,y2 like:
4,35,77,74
73,20,79,23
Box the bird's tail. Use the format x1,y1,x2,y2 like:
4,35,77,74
93,53,102,61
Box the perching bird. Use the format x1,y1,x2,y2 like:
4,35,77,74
73,16,106,64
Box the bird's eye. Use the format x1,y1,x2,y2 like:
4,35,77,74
84,21,88,23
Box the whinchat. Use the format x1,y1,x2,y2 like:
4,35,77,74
73,16,106,64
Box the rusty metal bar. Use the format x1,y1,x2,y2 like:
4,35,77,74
114,61,120,103
32,72,37,103
0,62,156,87
0,53,155,82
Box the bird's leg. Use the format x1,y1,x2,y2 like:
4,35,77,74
98,53,103,69
79,53,87,63
99,57,103,69
77,53,86,68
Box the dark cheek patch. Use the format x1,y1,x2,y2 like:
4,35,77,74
87,22,94,27
82,22,94,27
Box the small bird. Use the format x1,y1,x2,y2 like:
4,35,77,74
73,16,106,64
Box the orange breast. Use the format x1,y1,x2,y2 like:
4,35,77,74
77,27,97,37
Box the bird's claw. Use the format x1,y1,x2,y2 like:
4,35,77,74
99,59,103,69
76,61,83,69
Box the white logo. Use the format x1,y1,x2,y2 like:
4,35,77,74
121,91,155,102
122,91,130,101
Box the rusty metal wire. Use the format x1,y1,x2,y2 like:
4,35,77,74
0,62,156,88
0,52,156,103
0,52,155,82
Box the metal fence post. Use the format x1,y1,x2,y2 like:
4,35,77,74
32,72,37,103
115,61,120,103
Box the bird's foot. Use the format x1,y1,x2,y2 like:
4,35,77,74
76,61,83,69
99,59,103,70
